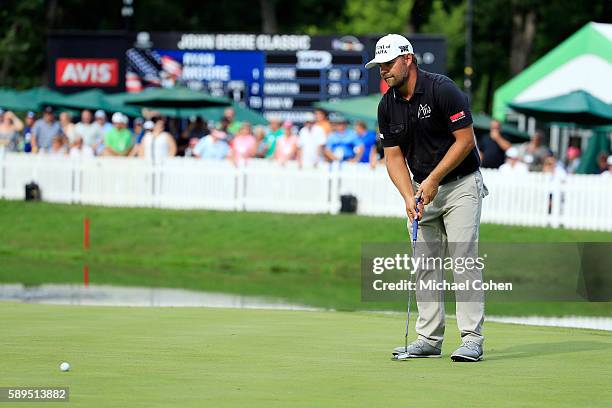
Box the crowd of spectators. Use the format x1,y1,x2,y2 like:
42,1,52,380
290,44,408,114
479,119,612,179
0,106,384,168
1,107,609,177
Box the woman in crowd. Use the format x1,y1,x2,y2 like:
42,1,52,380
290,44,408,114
0,110,24,151
230,122,256,165
138,118,177,162
253,125,268,158
49,134,68,156
59,111,76,146
274,120,299,165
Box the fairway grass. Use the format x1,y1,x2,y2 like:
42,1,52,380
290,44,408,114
2,200,612,316
1,303,611,407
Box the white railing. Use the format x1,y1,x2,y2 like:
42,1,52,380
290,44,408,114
1,152,611,231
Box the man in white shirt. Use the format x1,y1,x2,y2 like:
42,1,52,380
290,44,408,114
69,136,94,158
297,119,326,168
499,147,529,175
74,110,100,150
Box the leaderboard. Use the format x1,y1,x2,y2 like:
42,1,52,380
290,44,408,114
255,49,369,122
129,33,445,122
48,32,446,122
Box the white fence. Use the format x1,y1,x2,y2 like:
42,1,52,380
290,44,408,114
1,152,611,231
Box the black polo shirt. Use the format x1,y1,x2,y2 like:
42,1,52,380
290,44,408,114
378,69,480,184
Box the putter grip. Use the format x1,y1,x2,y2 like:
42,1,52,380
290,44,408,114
412,197,421,243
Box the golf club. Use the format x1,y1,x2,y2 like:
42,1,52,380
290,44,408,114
392,195,421,361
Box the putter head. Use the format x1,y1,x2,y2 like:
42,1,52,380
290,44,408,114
392,352,412,361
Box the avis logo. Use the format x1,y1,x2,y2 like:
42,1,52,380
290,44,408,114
56,59,119,86
418,103,431,119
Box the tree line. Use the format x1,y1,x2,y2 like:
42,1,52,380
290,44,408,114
0,0,609,113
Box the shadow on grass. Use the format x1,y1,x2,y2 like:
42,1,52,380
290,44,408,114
486,341,612,361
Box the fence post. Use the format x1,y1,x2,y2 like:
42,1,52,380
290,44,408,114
236,160,246,211
328,162,340,214
0,147,5,199
550,177,563,228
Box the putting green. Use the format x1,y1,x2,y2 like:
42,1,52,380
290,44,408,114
1,303,610,407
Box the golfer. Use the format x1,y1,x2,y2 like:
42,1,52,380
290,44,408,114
366,34,488,361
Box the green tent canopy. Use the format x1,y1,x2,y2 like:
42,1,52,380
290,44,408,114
493,22,612,120
0,87,65,112
508,91,612,126
38,89,142,117
123,87,232,108
576,131,611,174
472,113,530,141
315,94,381,129
0,88,29,111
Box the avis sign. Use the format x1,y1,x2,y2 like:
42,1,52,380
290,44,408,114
55,59,119,87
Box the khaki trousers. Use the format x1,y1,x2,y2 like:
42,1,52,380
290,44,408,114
409,170,488,348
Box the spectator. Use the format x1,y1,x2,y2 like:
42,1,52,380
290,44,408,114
59,111,76,145
193,129,230,160
601,155,612,178
314,108,331,136
297,118,326,168
133,118,145,143
32,106,61,153
131,120,154,157
49,134,68,156
128,118,145,157
93,110,113,155
479,119,511,169
139,118,176,162
498,147,528,175
253,125,268,158
354,120,378,167
324,118,364,163
0,110,24,152
263,118,283,158
218,117,234,142
517,130,548,171
230,122,256,164
102,113,132,156
274,120,299,165
542,153,567,183
69,136,94,159
74,110,100,152
223,107,242,135
180,116,209,156
566,146,581,174
23,111,36,152
597,152,609,174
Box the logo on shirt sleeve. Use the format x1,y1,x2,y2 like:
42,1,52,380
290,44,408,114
449,111,466,123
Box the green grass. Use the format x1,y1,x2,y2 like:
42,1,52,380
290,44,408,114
1,200,611,316
1,303,611,407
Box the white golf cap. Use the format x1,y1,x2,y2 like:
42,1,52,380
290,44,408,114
94,110,106,119
143,120,154,130
506,147,519,159
607,155,612,166
365,34,414,69
111,112,127,124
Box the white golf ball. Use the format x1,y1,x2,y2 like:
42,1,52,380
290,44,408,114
60,362,71,372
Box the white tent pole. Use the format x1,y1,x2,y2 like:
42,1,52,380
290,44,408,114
550,125,559,154
527,117,536,136
560,126,570,163
518,114,526,132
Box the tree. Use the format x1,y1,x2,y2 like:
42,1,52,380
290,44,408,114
260,0,278,33
334,0,413,34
